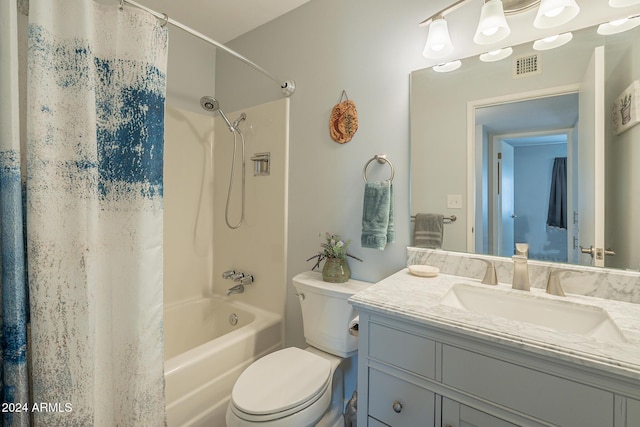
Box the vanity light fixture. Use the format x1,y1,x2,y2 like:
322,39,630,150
474,0,511,45
609,0,640,7
532,32,573,50
534,0,580,29
597,15,640,35
433,60,462,72
423,15,454,59
479,47,513,62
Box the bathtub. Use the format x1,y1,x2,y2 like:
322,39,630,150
164,296,283,426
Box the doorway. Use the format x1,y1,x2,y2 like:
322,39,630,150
492,132,570,261
471,90,579,263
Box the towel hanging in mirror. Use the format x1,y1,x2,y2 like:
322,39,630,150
329,90,358,143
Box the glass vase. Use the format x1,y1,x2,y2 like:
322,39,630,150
322,257,351,283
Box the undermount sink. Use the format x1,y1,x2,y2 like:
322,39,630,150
439,283,627,344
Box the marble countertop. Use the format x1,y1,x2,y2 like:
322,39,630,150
349,268,640,380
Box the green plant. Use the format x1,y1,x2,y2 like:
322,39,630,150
306,232,363,271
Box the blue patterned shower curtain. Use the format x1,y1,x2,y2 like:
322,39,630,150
1,1,30,426
2,0,168,425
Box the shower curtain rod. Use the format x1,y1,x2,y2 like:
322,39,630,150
122,0,296,97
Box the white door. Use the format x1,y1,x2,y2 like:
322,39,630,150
577,46,606,267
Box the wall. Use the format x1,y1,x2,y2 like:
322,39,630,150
164,97,288,317
216,0,440,348
164,17,216,112
163,106,215,304
605,25,640,271
212,99,289,317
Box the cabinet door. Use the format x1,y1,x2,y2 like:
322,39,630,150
368,368,435,426
442,398,517,427
626,398,640,427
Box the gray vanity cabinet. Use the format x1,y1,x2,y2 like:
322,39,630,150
356,311,639,427
617,397,640,427
441,398,517,427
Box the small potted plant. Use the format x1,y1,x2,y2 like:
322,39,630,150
307,233,363,283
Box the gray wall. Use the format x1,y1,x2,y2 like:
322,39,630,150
215,0,441,347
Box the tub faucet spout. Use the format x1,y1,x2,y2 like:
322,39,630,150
226,284,244,296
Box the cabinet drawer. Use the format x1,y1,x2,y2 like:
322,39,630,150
442,345,613,427
369,322,436,379
368,368,435,426
368,416,390,427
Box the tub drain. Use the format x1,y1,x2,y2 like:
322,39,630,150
229,313,238,326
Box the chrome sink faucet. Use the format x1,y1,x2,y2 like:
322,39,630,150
471,258,498,285
512,255,530,291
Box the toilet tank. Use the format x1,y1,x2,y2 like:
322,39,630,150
293,271,371,358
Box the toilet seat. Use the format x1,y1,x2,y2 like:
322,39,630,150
230,347,331,422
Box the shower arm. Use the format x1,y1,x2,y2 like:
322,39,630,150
122,0,296,97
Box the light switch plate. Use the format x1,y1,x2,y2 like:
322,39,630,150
447,194,462,209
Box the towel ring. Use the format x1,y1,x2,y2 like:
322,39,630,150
363,154,394,183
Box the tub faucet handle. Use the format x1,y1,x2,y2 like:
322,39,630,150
231,272,245,281
240,275,254,285
222,270,236,279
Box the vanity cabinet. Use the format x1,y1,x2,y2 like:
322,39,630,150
356,312,640,427
618,397,640,427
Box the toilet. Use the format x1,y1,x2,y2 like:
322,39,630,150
226,271,370,427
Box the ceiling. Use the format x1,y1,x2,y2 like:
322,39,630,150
133,0,311,43
126,1,640,68
476,93,579,145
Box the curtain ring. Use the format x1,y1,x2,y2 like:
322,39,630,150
160,13,169,27
119,0,124,11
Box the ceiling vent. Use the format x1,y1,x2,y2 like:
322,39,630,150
513,53,541,78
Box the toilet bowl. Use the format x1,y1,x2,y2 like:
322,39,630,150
226,272,370,427
226,347,343,427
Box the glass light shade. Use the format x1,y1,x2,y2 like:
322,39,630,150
479,47,513,62
433,60,462,73
609,0,640,7
597,16,640,35
474,0,511,45
533,32,573,50
534,0,580,29
423,17,454,59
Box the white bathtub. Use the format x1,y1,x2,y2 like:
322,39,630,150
164,296,283,426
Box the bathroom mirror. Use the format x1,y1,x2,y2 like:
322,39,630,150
410,22,640,271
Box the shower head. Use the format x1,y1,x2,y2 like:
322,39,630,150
200,96,234,132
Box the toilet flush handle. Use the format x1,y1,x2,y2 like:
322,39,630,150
295,292,305,301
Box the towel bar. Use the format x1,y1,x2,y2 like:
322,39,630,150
363,154,394,182
411,214,457,223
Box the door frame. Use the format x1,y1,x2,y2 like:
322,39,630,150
466,84,581,253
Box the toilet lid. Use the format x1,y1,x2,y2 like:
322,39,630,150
232,347,331,416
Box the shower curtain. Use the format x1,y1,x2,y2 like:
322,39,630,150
2,0,168,425
1,1,30,426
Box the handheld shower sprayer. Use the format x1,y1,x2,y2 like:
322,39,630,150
200,96,235,132
199,95,249,229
